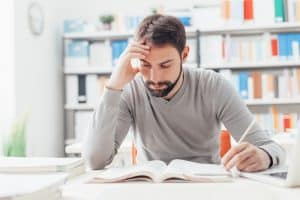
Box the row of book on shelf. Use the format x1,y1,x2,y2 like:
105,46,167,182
65,67,300,107
254,107,299,134
66,75,109,106
194,0,300,27
219,68,300,100
66,74,300,143
63,0,300,35
201,32,300,66
64,38,197,69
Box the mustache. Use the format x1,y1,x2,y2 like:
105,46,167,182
145,81,172,87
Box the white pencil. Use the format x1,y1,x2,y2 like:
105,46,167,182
238,118,256,144
231,118,256,178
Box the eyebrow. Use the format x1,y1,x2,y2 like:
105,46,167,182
140,59,173,65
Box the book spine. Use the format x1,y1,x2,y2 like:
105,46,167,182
244,0,254,21
78,75,87,104
274,0,286,22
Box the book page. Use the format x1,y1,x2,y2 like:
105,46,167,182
92,160,167,183
168,159,229,175
160,159,231,182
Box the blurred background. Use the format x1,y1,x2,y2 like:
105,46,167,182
0,0,299,163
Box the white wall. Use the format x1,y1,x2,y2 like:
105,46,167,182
15,0,64,156
0,0,15,155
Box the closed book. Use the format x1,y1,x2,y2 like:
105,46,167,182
239,72,249,99
66,76,78,105
0,173,67,200
271,35,279,58
274,0,286,22
86,75,100,106
296,0,300,21
278,34,288,60
297,69,300,96
75,111,92,142
274,75,280,98
267,74,275,99
251,71,262,99
0,157,84,178
221,0,231,22
254,0,274,24
230,0,244,24
244,0,254,21
78,75,87,104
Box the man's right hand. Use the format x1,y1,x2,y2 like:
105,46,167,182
106,40,150,90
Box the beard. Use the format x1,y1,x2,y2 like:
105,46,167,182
144,66,182,98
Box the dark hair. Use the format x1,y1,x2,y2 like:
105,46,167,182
135,14,186,54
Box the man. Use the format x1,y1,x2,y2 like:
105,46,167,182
83,14,285,171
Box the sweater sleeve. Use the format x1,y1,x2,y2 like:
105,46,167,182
212,72,286,167
83,88,133,169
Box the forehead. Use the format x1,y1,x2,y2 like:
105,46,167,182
143,43,180,63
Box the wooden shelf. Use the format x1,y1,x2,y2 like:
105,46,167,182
245,99,300,106
64,104,95,110
199,22,300,35
64,67,113,75
63,28,198,40
202,60,300,69
64,64,198,75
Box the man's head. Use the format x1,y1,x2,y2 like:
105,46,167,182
135,14,189,98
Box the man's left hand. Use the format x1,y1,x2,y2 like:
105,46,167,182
221,142,271,172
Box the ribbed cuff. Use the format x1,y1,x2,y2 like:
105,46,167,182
259,145,280,168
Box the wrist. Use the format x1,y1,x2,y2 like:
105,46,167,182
260,147,273,168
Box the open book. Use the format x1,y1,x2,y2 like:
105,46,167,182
89,159,232,183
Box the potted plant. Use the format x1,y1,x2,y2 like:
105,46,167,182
2,114,28,157
99,14,114,30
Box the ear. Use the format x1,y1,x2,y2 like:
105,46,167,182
181,46,189,62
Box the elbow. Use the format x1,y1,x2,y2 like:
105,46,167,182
83,148,108,170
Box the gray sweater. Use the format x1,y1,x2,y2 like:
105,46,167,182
84,67,285,169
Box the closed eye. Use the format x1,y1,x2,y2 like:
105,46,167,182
141,63,151,68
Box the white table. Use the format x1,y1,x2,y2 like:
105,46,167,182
62,171,300,200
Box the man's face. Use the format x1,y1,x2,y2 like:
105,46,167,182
139,43,185,97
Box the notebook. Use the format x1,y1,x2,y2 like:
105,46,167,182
89,159,232,183
0,157,85,178
0,173,67,200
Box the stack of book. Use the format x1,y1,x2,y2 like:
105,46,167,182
0,157,85,178
0,157,85,200
0,173,67,200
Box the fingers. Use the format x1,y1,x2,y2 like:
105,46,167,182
122,41,150,61
129,41,150,52
222,143,270,172
243,163,260,172
221,142,249,167
128,46,150,56
225,147,255,170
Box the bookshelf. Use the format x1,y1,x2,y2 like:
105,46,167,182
198,22,300,134
62,0,300,153
63,24,300,151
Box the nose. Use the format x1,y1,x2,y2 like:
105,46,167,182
149,68,161,83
